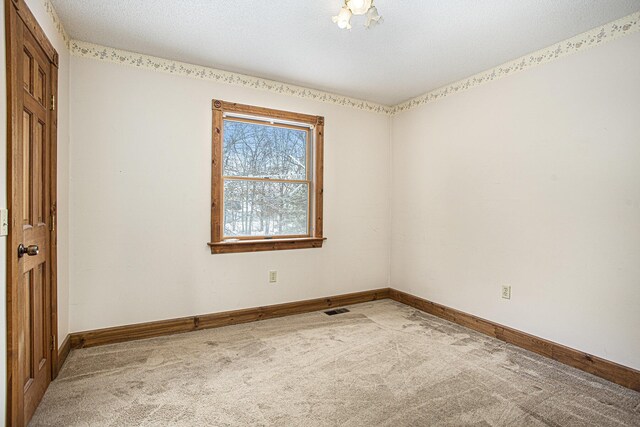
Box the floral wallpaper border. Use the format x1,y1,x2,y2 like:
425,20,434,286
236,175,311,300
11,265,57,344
69,40,392,114
46,0,639,116
391,11,640,114
44,0,70,48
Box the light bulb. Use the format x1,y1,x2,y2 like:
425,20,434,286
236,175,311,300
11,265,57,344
332,6,352,30
364,5,383,29
346,0,372,15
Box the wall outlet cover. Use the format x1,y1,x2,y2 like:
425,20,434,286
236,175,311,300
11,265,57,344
269,270,278,283
502,285,512,300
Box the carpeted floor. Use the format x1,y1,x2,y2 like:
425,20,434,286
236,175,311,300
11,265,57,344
31,300,640,426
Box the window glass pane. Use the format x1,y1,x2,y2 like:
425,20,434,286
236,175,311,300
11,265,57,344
223,120,307,180
224,180,309,237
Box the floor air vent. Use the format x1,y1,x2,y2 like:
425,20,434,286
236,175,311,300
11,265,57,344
324,308,350,316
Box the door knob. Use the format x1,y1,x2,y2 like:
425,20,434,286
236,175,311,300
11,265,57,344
17,243,39,258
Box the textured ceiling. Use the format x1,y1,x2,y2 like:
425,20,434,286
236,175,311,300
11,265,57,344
51,0,640,105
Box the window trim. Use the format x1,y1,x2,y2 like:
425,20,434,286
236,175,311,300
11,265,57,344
208,100,325,254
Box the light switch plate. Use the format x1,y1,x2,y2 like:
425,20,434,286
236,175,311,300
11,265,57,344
0,209,8,236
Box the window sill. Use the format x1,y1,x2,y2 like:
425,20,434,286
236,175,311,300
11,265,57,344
208,237,326,254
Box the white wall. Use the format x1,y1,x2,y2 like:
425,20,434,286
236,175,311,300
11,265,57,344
68,57,391,332
391,32,640,370
1,0,70,421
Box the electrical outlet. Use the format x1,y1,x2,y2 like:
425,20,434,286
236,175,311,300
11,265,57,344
0,209,8,236
501,285,511,300
269,270,278,283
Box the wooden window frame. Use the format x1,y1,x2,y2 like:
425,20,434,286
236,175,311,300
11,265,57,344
208,100,325,254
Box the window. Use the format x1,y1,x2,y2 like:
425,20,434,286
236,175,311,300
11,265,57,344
209,100,325,254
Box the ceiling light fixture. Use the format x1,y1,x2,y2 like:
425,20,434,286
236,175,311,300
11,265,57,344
332,0,383,30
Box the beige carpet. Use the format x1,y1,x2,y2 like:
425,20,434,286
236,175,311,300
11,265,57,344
31,300,640,426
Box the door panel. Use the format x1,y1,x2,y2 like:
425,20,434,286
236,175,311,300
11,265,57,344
22,110,32,225
34,118,45,223
22,270,33,387
35,66,46,105
22,49,32,91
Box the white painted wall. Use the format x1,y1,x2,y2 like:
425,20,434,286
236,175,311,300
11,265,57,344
391,32,640,370
68,57,391,332
1,0,70,421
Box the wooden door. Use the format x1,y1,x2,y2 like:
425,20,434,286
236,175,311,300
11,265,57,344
18,26,53,423
6,0,59,425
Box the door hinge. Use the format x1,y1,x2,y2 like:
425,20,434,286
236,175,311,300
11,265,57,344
50,336,55,351
50,203,56,232
51,94,56,111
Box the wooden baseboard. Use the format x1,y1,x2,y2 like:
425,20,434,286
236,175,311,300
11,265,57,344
67,286,639,393
70,288,391,349
56,334,71,376
388,289,640,392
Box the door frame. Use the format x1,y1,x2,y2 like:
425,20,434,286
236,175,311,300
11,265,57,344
5,0,59,425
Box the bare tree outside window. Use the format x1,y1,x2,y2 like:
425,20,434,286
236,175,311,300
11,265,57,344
222,119,310,237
